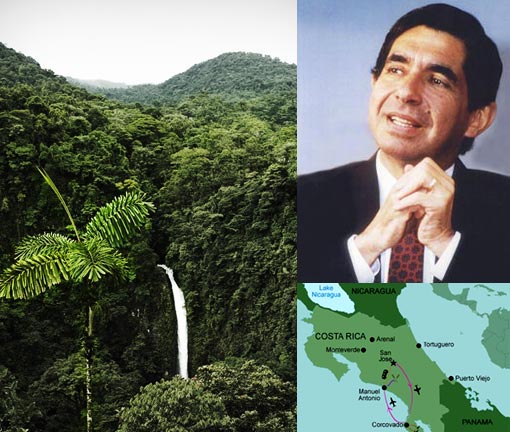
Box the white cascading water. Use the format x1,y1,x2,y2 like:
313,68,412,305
157,264,188,378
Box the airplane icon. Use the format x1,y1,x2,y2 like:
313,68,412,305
390,397,397,408
414,385,421,395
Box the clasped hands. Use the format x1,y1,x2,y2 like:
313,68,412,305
355,157,455,266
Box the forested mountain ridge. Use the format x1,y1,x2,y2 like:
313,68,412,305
0,41,296,431
0,42,93,96
0,42,57,85
78,51,296,104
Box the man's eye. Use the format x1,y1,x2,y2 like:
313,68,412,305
430,76,451,89
386,66,402,74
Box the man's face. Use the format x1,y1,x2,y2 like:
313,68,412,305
368,25,472,169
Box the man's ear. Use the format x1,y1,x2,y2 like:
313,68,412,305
465,102,497,138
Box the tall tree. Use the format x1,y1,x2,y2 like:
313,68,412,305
0,169,154,432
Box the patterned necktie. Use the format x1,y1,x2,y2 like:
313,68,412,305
388,219,424,282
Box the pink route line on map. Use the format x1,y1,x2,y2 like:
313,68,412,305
383,361,416,425
397,362,414,412
383,389,403,424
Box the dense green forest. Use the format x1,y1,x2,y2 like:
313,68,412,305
0,42,296,431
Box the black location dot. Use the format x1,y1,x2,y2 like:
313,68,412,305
404,422,410,428
382,385,387,391
416,343,422,349
449,376,454,381
361,347,367,353
370,337,375,342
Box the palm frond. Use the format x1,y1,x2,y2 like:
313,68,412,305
84,191,155,248
68,239,130,283
0,254,71,299
37,167,81,241
15,233,75,260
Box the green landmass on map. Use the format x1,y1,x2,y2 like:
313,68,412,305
482,308,510,369
297,283,316,312
305,301,447,430
432,283,478,312
340,283,406,328
440,380,510,430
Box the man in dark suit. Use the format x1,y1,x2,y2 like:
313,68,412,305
298,4,510,282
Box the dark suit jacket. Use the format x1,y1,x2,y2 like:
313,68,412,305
298,157,510,282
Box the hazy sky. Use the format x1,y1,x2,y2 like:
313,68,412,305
299,0,510,175
0,0,296,84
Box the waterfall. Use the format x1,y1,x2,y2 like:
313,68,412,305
157,264,188,379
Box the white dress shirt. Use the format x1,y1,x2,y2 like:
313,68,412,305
347,152,461,282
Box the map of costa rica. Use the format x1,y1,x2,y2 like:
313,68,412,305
297,283,510,431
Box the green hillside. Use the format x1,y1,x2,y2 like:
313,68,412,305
0,42,296,431
84,51,296,104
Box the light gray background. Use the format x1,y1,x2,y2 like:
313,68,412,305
298,0,510,175
0,0,296,85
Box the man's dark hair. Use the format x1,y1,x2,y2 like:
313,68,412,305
372,3,502,154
